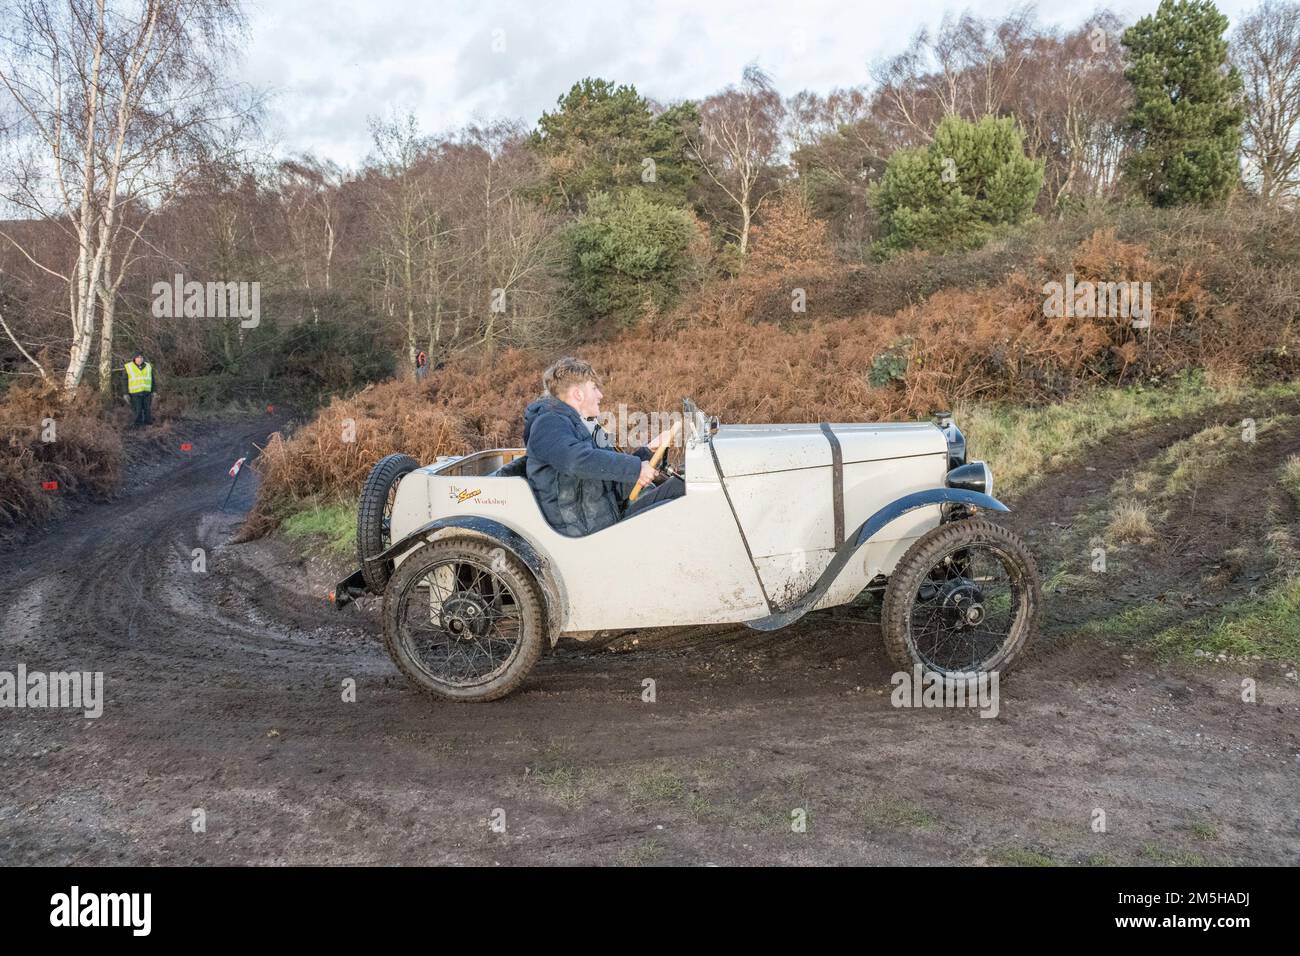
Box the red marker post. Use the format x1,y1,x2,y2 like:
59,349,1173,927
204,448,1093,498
42,480,58,491
180,442,193,452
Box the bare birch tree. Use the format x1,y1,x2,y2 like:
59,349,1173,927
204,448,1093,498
689,65,785,255
0,0,255,394
1234,0,1300,202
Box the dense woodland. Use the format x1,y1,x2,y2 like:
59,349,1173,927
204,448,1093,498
4,0,1300,528
1,0,1297,406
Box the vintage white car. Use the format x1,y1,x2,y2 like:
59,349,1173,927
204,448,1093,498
334,400,1040,702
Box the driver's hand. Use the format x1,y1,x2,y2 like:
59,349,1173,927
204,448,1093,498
647,427,676,451
637,461,658,489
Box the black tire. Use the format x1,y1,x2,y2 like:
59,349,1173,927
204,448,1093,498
881,518,1040,679
357,453,420,593
382,538,547,702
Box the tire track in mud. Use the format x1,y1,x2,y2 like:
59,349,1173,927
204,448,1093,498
1,411,1297,865
1004,392,1300,643
0,415,408,864
0,418,373,742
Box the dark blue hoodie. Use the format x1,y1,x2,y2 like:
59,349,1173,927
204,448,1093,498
522,396,650,537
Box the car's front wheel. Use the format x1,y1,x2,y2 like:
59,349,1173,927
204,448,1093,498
881,518,1040,679
382,538,547,702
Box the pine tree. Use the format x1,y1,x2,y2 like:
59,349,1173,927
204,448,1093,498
1122,0,1245,206
530,79,698,212
872,115,1043,253
561,190,697,328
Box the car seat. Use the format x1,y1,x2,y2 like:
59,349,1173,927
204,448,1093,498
489,456,527,478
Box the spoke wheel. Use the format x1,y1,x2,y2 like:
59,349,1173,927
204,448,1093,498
381,484,398,550
357,453,419,593
882,518,1039,680
382,538,547,702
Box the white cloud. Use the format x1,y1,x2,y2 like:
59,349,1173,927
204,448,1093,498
237,0,1263,167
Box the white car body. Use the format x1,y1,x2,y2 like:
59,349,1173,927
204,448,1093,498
386,412,951,635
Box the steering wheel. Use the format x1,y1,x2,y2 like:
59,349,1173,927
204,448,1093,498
628,419,682,502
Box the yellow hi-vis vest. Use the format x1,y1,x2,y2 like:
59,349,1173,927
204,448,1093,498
125,361,153,394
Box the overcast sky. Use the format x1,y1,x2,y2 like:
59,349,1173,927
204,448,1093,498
239,0,1261,168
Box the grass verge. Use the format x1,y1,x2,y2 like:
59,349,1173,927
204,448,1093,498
959,374,1300,500
1151,578,1300,662
1283,455,1300,504
279,499,356,558
1082,577,1300,662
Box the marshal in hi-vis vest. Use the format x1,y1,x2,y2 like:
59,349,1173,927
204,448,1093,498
125,361,153,394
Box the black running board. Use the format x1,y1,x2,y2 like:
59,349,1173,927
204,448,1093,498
331,567,367,609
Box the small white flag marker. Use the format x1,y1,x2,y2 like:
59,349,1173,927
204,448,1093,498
222,456,250,507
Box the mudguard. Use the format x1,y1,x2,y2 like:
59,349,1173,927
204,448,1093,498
333,515,566,642
744,488,1009,632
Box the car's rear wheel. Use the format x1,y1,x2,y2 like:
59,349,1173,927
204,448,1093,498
881,518,1040,679
357,453,419,593
382,538,547,702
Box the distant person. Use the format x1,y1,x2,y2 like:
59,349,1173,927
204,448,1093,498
414,350,429,382
124,351,154,427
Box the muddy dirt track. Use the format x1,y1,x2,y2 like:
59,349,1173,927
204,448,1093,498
1,413,1297,866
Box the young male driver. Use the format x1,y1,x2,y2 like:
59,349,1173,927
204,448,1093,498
522,356,684,536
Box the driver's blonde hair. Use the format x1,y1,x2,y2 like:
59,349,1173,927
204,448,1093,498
543,356,602,399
